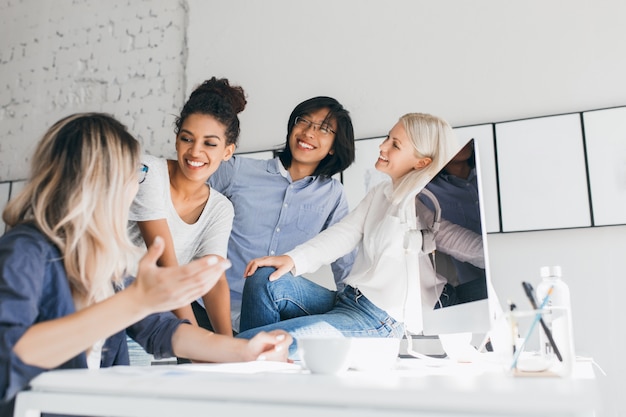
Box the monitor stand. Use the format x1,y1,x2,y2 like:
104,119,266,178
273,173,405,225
401,314,512,367
439,333,482,362
440,315,512,366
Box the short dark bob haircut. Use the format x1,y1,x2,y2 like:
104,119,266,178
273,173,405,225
277,96,355,178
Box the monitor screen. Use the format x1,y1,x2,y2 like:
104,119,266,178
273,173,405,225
416,138,497,337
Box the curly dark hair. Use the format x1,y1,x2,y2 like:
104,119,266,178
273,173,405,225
175,77,247,146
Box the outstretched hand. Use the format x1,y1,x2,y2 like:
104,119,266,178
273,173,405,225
247,330,293,362
131,236,231,315
244,255,294,281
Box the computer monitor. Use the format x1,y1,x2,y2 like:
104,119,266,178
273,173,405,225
410,139,504,357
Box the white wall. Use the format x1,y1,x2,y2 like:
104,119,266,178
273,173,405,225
187,0,626,152
1,1,625,416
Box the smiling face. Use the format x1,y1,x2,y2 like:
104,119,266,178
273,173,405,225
287,107,336,176
175,113,234,182
375,121,432,184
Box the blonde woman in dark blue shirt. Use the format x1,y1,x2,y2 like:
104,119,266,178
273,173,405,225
0,113,291,417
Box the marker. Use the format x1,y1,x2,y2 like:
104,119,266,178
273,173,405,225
508,300,518,355
510,286,554,370
522,282,563,362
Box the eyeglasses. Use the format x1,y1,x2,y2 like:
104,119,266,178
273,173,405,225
138,163,149,184
294,116,336,136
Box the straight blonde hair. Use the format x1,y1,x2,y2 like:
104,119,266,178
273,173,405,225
3,113,141,309
390,113,459,205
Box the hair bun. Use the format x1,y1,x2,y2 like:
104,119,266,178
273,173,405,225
192,77,247,114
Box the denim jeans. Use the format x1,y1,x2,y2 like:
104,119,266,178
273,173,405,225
237,267,405,357
239,267,337,332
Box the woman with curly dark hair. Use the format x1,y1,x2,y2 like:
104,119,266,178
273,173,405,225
128,77,246,336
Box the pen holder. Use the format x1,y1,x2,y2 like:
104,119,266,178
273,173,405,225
506,307,574,377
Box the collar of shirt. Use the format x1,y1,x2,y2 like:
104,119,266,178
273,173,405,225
274,157,316,188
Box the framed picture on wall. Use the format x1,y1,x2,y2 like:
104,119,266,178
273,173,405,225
495,114,591,232
583,106,626,226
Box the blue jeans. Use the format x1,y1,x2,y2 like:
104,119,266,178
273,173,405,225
237,268,405,357
239,267,337,332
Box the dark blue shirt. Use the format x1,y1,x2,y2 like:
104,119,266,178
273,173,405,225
0,223,185,417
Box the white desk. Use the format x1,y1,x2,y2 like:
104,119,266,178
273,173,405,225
14,359,599,417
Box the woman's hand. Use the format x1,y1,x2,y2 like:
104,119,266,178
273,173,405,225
171,326,292,363
244,255,295,281
130,236,231,315
246,330,293,362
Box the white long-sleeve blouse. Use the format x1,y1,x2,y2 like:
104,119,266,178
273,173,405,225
287,181,484,333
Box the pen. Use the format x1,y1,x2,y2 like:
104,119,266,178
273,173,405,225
508,300,518,355
510,285,554,370
522,282,563,362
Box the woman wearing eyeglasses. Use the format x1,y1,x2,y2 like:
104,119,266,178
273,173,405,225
0,113,291,417
209,97,356,333
127,77,243,338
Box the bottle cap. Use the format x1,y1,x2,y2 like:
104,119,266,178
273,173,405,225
540,265,562,278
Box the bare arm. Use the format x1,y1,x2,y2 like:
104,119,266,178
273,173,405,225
171,326,291,363
13,237,229,369
201,271,233,336
137,219,198,326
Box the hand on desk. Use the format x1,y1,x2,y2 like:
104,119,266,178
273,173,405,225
173,326,292,364
249,331,292,362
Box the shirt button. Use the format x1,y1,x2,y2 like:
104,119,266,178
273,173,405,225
276,227,281,232
283,203,288,208
270,251,275,255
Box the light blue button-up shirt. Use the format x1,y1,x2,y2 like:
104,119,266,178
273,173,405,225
210,156,355,327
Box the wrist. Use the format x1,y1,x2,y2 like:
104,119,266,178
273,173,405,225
121,281,154,319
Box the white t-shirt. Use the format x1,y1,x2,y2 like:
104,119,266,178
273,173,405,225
86,339,104,369
128,155,234,293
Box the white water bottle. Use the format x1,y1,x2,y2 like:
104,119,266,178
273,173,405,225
536,265,575,376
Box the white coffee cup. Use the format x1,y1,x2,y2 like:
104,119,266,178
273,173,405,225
298,337,352,374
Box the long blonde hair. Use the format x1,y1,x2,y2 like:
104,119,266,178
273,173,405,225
3,113,141,309
391,113,459,204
